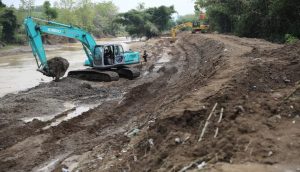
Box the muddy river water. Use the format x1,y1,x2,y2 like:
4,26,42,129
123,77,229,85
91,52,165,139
0,37,132,97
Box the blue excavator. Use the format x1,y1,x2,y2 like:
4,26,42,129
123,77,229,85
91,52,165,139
24,17,140,81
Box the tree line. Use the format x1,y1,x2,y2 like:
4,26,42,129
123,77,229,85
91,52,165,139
116,4,175,38
0,0,176,46
196,0,300,42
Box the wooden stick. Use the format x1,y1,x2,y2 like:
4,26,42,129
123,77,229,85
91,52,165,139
198,122,209,142
207,103,218,121
198,103,218,142
218,107,224,123
214,127,219,138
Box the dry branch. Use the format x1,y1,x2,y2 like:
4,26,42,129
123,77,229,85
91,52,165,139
198,103,218,142
218,107,224,123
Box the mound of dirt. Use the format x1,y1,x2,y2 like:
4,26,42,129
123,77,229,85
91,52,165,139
47,57,69,80
108,36,300,171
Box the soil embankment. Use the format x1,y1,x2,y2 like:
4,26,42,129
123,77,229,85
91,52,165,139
0,33,299,172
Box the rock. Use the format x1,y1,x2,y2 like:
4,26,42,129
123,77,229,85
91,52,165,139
148,138,154,147
175,137,181,144
268,151,273,157
62,167,69,172
197,161,206,170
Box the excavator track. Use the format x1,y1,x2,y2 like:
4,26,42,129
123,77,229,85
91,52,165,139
68,69,119,82
114,67,140,80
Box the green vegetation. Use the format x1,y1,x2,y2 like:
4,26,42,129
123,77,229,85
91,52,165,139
0,0,176,46
196,0,300,42
116,5,176,38
43,1,57,20
176,14,198,25
0,1,19,44
285,34,299,44
2,0,297,46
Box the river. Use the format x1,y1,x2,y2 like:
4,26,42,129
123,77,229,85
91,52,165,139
0,37,133,97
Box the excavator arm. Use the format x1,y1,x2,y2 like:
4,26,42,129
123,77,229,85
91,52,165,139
171,22,193,39
24,17,98,76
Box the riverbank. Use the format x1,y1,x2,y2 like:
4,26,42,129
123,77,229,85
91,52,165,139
0,33,299,171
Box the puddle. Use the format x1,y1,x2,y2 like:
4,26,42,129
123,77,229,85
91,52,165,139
21,102,76,123
157,54,171,63
143,71,150,76
42,96,123,130
43,105,97,130
22,115,58,123
36,158,60,172
35,154,71,172
153,49,172,72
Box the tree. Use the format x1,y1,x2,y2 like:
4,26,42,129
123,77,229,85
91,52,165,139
92,1,120,37
19,0,35,14
56,0,76,10
176,14,197,24
43,1,57,19
0,0,5,8
146,6,176,31
116,5,175,38
0,8,18,43
196,0,300,42
136,2,145,11
75,0,95,31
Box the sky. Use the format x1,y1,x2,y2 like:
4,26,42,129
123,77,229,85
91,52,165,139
2,0,195,16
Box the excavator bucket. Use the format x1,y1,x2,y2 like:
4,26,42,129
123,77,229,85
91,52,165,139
47,57,69,81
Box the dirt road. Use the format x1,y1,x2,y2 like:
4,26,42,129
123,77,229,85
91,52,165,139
0,33,299,172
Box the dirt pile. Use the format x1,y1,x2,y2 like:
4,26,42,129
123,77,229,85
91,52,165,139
108,35,300,171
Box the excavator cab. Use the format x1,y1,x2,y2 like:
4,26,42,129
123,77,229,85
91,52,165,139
90,44,125,68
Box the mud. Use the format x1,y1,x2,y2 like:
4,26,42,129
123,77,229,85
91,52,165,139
47,57,69,80
0,33,299,172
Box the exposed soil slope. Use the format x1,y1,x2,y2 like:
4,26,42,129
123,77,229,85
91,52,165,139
0,33,299,172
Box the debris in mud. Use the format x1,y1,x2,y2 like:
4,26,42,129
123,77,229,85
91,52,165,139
126,128,140,138
47,57,69,81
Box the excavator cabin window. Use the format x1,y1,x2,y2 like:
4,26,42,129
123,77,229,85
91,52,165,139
114,45,124,63
104,45,115,65
93,46,103,66
103,45,124,65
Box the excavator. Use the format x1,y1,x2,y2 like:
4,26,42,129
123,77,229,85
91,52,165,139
171,13,209,41
170,21,209,41
171,22,193,40
24,17,140,81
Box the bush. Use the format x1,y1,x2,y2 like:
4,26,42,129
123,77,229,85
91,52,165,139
285,34,299,44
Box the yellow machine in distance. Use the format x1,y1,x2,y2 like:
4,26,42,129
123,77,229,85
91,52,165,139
171,22,193,39
191,21,209,33
171,21,209,39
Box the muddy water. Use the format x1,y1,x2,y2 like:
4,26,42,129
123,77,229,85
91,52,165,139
0,37,133,97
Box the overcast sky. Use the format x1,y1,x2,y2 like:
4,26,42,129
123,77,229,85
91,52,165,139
2,0,195,16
